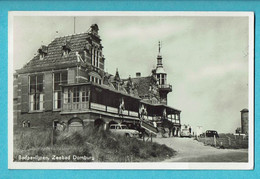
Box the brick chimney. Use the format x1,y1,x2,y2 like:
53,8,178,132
136,72,141,77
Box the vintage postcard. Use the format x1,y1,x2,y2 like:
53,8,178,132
8,11,254,169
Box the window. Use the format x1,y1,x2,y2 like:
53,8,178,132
22,120,31,128
91,48,94,66
89,75,102,85
96,50,99,67
62,43,71,57
82,86,89,102
161,74,165,85
63,88,71,104
63,86,89,111
39,53,46,60
73,87,80,103
157,74,160,84
29,74,44,111
62,49,70,57
121,125,127,129
53,71,68,109
91,47,100,68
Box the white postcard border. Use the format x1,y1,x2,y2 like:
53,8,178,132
8,11,255,170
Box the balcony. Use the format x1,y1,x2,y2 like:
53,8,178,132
62,102,139,118
90,102,139,117
158,84,172,92
63,102,89,112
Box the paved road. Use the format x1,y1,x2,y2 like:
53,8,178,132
153,137,248,162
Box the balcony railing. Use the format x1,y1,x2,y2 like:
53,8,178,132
158,84,172,90
90,102,139,117
167,118,180,124
63,102,178,122
91,102,106,111
63,102,88,111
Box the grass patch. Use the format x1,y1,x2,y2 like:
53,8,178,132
13,126,176,162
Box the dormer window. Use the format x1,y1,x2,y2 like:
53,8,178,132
62,41,71,57
62,47,71,57
90,24,99,36
38,45,48,60
39,53,46,60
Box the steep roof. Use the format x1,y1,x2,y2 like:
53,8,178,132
17,32,90,73
131,76,154,97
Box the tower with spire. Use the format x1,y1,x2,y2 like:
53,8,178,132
155,41,172,105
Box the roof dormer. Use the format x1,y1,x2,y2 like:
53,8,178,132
38,45,48,60
62,41,71,57
90,24,99,36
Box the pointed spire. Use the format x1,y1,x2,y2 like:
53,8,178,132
158,41,161,55
157,41,163,67
114,68,120,81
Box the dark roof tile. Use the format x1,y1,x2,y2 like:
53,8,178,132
131,76,153,97
18,32,90,73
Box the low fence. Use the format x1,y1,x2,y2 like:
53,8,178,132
196,134,248,149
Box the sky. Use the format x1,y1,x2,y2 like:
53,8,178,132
12,14,250,133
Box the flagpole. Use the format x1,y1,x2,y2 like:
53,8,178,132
74,17,76,34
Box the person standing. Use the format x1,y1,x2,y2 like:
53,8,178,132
172,127,175,137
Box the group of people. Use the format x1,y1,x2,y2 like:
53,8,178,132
160,126,180,138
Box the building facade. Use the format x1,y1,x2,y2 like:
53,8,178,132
14,24,181,133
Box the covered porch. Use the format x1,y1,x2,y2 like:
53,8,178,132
139,101,181,125
61,82,140,122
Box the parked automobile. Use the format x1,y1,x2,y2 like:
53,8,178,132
180,128,191,137
109,124,140,138
205,130,219,138
121,122,145,138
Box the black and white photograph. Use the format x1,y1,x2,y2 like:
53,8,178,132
8,11,254,169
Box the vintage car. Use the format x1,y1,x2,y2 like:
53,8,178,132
180,128,191,137
205,130,219,138
109,124,140,138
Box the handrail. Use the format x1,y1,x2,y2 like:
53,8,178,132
159,84,172,89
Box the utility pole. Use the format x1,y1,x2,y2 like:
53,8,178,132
74,17,76,34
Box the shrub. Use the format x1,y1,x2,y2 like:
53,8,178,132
14,126,176,162
14,128,52,150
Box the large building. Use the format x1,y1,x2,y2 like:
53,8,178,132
13,24,181,134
